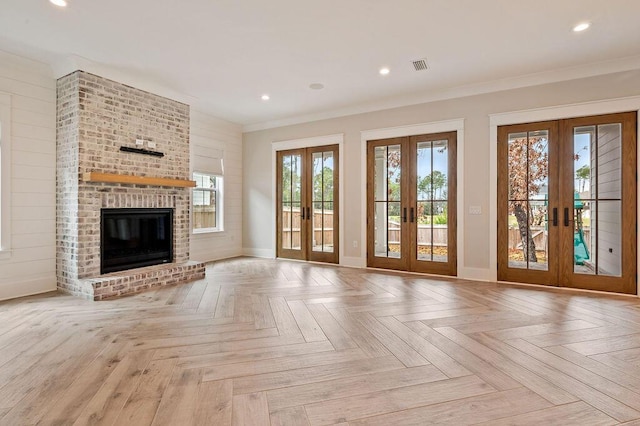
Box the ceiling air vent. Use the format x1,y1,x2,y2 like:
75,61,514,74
412,58,429,71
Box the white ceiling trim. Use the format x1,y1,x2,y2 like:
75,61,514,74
360,119,464,141
271,133,343,151
243,54,640,133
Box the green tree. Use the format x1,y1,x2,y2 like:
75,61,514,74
419,170,447,199
313,166,334,210
281,157,301,204
576,165,590,193
386,151,401,216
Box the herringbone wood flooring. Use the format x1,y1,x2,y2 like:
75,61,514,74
1,258,640,425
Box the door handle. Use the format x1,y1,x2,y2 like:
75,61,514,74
564,207,570,227
552,208,558,226
402,208,407,223
300,207,305,220
306,207,310,220
410,207,415,223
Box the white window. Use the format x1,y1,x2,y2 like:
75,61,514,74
193,172,223,233
0,92,11,258
192,145,224,233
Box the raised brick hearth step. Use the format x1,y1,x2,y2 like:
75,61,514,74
68,261,206,301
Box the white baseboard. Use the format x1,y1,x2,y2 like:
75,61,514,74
193,248,243,264
340,256,366,268
237,252,492,283
0,275,57,302
459,267,492,282
243,248,276,259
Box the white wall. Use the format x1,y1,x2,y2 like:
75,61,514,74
242,70,640,282
0,50,57,301
190,109,243,262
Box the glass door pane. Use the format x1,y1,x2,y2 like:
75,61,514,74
416,140,449,263
373,144,402,258
277,151,305,260
506,130,550,271
572,123,622,277
311,150,335,253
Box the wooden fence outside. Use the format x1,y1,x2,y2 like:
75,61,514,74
193,205,216,229
282,209,334,248
388,222,448,246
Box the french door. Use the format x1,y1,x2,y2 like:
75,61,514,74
498,112,637,294
367,132,457,276
276,145,339,264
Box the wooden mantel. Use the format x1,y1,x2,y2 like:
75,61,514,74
81,172,196,188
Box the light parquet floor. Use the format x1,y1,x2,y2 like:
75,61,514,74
1,257,640,425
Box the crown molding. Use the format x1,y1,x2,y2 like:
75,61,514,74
243,54,640,133
47,53,640,134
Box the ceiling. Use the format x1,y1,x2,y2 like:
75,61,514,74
1,0,640,130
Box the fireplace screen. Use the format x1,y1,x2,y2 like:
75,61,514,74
101,208,174,274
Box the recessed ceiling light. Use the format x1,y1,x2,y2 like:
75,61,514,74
573,22,591,32
379,67,390,76
49,0,68,7
261,94,270,101
309,83,324,90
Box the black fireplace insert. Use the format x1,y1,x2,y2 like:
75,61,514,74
100,208,173,274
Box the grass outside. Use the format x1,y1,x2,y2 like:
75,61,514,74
388,244,449,256
387,245,546,262
508,248,547,263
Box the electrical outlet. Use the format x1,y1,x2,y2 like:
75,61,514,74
353,240,358,248
135,139,144,146
147,141,157,149
469,206,482,215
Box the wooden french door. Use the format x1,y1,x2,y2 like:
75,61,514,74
367,132,457,276
276,145,339,264
498,112,637,294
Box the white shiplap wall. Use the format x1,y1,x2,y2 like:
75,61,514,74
190,109,243,262
0,50,56,301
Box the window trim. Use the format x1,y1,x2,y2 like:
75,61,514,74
0,92,11,260
192,171,224,234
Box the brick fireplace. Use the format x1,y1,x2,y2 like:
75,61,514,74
56,71,205,300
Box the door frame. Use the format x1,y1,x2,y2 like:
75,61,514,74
490,95,640,296
361,119,465,276
272,133,344,263
497,121,560,286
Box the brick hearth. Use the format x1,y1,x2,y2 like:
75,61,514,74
56,71,205,300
